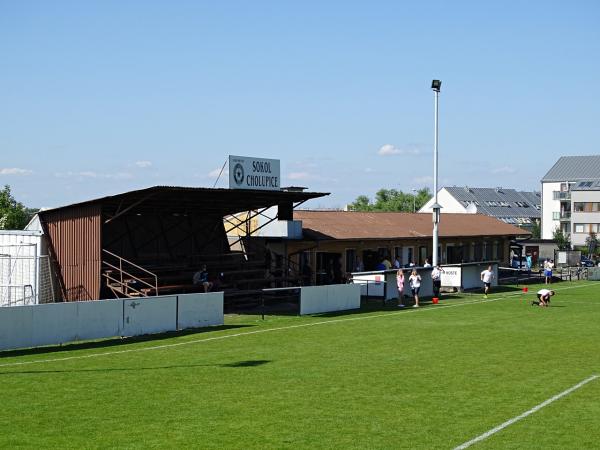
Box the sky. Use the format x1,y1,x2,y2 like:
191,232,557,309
1,1,599,209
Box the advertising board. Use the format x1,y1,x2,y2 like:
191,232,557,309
229,155,280,191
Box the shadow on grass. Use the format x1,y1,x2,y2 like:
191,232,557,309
0,324,254,359
0,359,272,376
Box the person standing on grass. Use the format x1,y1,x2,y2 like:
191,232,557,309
544,259,554,284
396,269,405,308
431,264,443,299
408,269,421,308
532,288,555,307
480,265,494,299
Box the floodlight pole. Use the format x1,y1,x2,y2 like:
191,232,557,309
412,188,417,213
432,80,441,267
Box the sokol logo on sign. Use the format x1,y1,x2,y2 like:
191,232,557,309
229,155,280,191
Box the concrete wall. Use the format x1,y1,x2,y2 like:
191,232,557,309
542,182,561,239
461,263,498,290
0,293,225,352
300,284,361,315
177,292,224,329
570,190,600,246
351,268,434,300
123,296,177,337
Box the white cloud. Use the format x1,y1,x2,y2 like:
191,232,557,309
135,160,152,168
207,168,224,179
288,172,311,180
0,167,33,175
413,176,433,183
377,144,421,156
53,171,133,180
491,166,517,174
364,167,376,173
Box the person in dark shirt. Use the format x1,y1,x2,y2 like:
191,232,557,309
192,264,213,293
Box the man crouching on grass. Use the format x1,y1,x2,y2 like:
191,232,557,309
532,288,555,307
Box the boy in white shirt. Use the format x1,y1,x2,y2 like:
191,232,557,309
480,265,494,299
532,289,555,307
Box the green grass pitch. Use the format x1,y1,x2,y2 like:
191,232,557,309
1,281,599,449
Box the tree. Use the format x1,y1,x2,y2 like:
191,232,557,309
530,220,541,239
0,185,30,230
585,231,598,257
552,227,571,251
348,188,432,212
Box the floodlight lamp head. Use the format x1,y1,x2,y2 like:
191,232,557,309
431,79,441,92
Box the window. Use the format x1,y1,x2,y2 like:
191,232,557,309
575,223,584,233
552,212,560,220
407,247,414,265
573,202,600,212
345,249,356,274
394,246,403,266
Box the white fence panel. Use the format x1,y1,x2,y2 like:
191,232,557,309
31,303,79,347
588,267,600,281
0,305,34,351
177,292,224,330
77,299,124,341
300,284,361,315
122,296,177,336
462,263,498,290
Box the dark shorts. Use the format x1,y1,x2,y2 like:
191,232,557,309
537,294,551,303
484,282,491,288
411,287,420,296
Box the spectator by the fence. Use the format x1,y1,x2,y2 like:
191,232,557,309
431,264,443,298
193,265,213,293
544,260,553,284
396,269,405,307
408,269,421,308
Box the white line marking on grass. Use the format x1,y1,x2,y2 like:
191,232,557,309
454,374,599,450
0,283,591,369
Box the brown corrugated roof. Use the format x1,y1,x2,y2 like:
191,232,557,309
294,210,531,240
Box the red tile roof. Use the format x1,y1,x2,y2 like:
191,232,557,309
294,211,531,240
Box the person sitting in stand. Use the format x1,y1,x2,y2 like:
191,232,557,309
192,264,213,293
532,288,555,307
375,258,387,271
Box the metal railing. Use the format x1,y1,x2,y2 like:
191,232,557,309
0,284,34,307
101,249,158,298
553,191,571,200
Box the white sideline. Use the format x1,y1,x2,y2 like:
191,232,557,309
0,283,591,369
454,374,599,450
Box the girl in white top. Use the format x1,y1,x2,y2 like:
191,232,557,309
408,269,421,308
396,269,405,308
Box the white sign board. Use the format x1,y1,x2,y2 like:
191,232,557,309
229,155,280,191
441,266,462,288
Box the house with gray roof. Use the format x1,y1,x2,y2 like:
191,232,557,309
540,155,600,245
419,186,541,229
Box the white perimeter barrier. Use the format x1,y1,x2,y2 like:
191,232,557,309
0,292,224,352
177,293,223,330
351,269,434,300
300,284,361,315
123,296,177,337
588,267,600,281
461,263,498,290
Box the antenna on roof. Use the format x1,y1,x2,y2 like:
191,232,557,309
212,158,228,188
